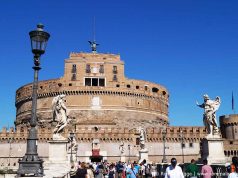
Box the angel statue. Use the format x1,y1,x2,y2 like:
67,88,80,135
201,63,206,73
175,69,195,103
196,94,221,136
119,141,125,155
52,94,69,139
137,127,147,150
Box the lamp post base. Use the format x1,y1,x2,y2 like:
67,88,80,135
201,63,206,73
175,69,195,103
17,157,44,177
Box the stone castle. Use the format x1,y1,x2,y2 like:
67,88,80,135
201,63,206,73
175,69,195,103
0,49,237,167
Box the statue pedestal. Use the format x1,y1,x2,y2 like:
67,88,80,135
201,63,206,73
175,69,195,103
44,139,71,178
139,149,149,164
202,135,226,165
120,155,126,162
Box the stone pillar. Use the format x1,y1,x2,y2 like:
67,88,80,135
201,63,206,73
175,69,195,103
202,135,226,165
44,139,71,178
139,149,149,164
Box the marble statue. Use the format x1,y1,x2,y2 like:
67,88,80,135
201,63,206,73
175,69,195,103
52,94,69,139
197,94,221,136
137,127,147,150
119,141,125,155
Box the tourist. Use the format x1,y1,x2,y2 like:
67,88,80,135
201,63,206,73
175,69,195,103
126,163,138,178
228,156,238,178
108,165,116,178
86,163,95,178
75,162,88,178
116,161,124,178
164,158,184,178
228,156,238,173
185,159,198,178
150,162,157,178
95,163,104,178
201,159,213,178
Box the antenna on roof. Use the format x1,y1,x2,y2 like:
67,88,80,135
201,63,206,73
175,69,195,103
88,16,99,53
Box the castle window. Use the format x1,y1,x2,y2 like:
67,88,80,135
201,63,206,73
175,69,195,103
181,143,185,148
189,143,193,147
99,79,105,86
144,85,148,91
127,84,131,88
86,64,91,73
113,66,117,74
162,91,167,95
85,78,91,86
69,83,72,86
136,86,139,89
71,74,76,81
152,87,159,93
72,64,77,73
113,75,118,82
116,84,120,88
99,65,104,73
92,78,98,86
58,83,62,87
85,78,105,87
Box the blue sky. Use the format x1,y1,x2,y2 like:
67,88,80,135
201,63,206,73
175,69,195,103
0,0,238,128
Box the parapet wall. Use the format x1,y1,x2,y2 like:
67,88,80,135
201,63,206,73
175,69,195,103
0,126,206,143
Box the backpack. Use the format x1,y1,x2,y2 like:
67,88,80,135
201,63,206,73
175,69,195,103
145,165,150,175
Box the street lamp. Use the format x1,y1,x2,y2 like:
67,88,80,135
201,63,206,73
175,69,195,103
128,144,131,164
162,129,168,163
179,130,185,164
69,132,75,163
17,24,50,177
8,138,12,167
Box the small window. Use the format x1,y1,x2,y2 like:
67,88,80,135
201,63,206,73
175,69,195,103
152,87,159,93
92,78,98,86
127,84,131,88
69,83,72,86
86,64,91,73
99,79,105,86
71,74,76,81
72,64,77,73
181,143,185,148
113,75,118,82
136,86,139,89
99,65,104,73
230,141,233,145
144,86,148,91
113,66,117,74
40,86,43,89
85,78,91,86
189,143,193,147
58,83,62,87
162,91,167,95
116,84,120,87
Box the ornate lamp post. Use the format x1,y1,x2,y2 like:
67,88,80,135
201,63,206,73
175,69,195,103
128,144,131,164
17,24,50,177
69,132,75,163
162,129,167,163
179,130,185,164
8,138,12,167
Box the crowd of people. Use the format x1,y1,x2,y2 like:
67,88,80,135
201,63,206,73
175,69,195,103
70,156,238,178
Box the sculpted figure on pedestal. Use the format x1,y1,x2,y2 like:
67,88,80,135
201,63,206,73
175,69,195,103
137,127,147,150
52,94,69,139
196,94,221,136
119,141,125,155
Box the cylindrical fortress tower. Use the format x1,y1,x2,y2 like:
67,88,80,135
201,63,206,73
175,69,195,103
15,52,169,129
220,114,238,140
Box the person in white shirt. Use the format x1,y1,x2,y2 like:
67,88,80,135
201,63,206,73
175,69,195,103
165,158,184,178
